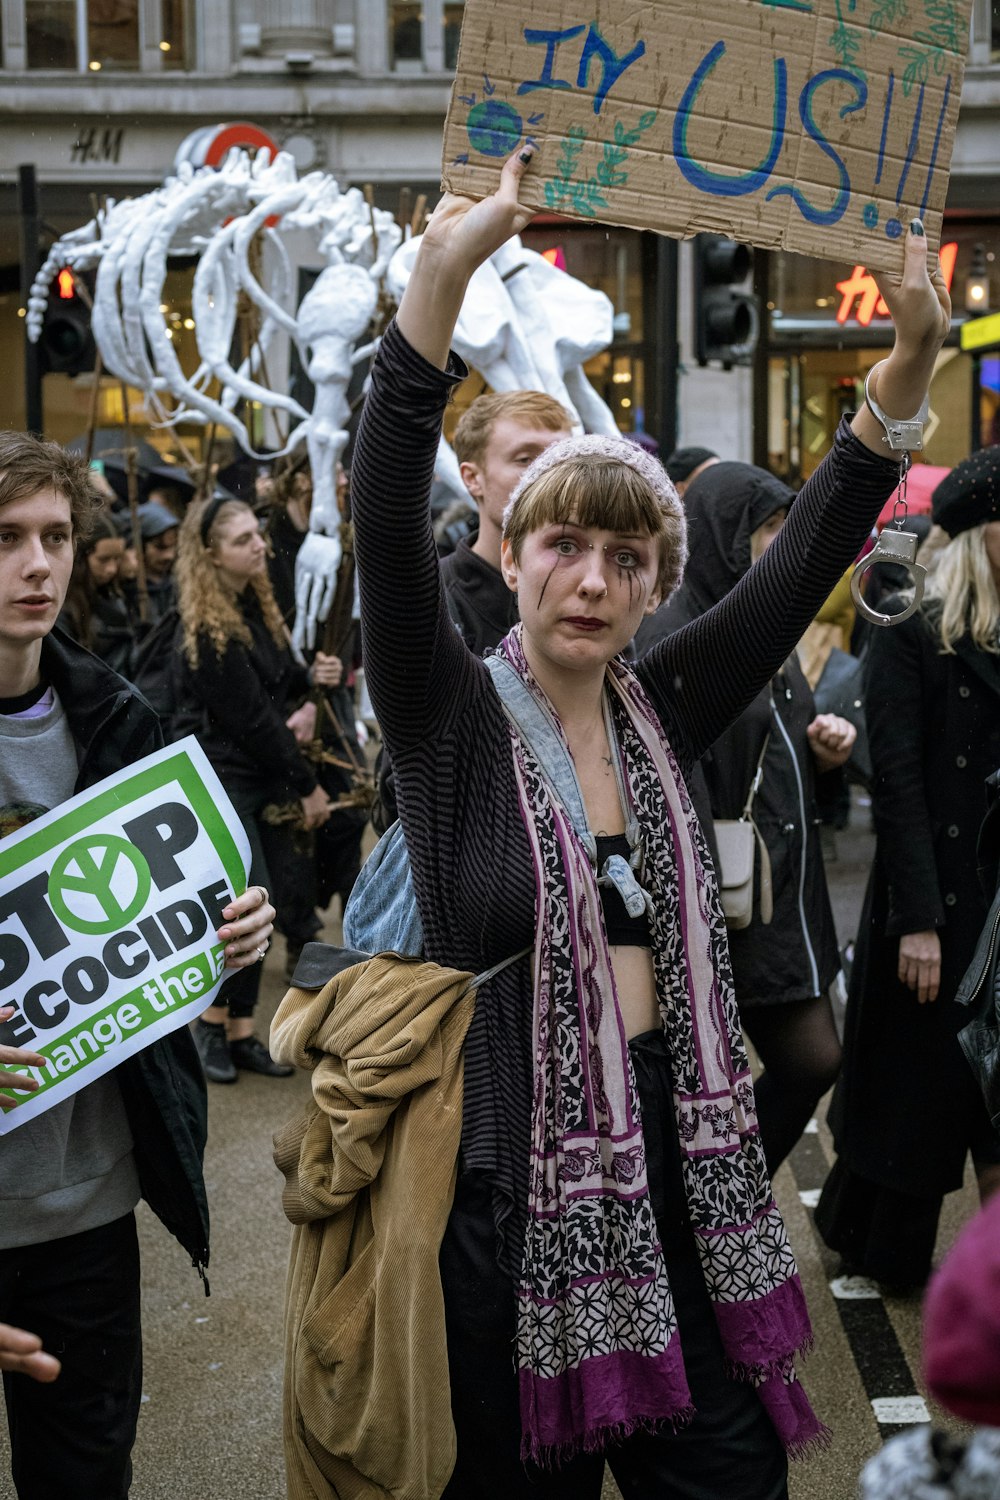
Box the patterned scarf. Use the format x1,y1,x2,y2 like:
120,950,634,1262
495,627,825,1466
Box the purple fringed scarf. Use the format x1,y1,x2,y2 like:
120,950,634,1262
496,627,826,1466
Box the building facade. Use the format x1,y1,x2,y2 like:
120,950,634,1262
0,0,998,463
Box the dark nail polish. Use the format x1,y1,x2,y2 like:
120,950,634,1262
519,148,534,164
910,218,925,237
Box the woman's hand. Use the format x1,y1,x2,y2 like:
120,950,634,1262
286,701,317,745
873,221,951,358
217,885,276,971
421,146,537,280
0,1005,44,1108
852,222,951,455
310,652,343,689
300,784,334,831
898,928,942,1003
397,145,537,370
0,1324,60,1382
807,713,856,772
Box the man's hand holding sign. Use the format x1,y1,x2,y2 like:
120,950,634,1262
0,738,267,1131
0,875,274,1113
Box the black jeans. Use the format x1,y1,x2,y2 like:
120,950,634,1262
440,1031,788,1500
215,782,318,1018
1,1213,142,1500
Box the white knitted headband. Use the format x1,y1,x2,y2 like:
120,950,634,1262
502,432,683,533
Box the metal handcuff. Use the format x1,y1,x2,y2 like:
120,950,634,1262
850,361,930,627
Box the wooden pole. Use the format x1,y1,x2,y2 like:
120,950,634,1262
83,351,103,467
120,380,149,624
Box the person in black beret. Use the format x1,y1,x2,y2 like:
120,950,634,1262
817,443,1000,1290
931,444,1000,537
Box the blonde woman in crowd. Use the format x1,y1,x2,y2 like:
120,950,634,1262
818,448,1000,1290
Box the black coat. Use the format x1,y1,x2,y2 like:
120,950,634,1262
265,505,306,628
642,463,840,1006
35,629,211,1276
438,531,519,659
172,591,316,800
827,602,1000,1196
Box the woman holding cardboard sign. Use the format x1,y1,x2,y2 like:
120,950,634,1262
346,146,949,1496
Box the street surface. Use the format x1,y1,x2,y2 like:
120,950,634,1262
1,792,977,1498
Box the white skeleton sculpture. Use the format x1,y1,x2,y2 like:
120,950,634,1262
29,149,619,649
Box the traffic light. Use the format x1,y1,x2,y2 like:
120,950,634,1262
692,235,758,369
39,266,96,376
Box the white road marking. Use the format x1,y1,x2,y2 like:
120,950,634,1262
871,1396,930,1424
830,1275,882,1300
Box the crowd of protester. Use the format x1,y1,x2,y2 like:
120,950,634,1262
2,147,1000,1499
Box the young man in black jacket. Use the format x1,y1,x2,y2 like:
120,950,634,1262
0,432,274,1500
441,390,571,656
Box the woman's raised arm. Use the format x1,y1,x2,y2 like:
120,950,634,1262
851,220,951,455
396,147,538,370
351,148,538,755
642,222,951,760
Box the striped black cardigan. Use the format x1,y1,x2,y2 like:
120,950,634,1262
352,318,901,1275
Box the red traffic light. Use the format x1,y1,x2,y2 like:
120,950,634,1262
40,266,96,375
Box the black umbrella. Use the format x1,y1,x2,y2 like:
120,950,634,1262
144,462,198,499
67,428,165,470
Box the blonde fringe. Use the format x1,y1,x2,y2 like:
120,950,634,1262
918,523,1000,654
175,499,286,668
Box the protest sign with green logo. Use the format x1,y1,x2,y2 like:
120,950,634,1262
0,737,250,1134
442,0,972,271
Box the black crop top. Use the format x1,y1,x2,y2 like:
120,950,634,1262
594,833,652,948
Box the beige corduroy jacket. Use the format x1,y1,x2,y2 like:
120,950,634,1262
271,953,476,1500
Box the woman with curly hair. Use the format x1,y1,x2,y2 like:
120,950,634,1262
173,494,340,1084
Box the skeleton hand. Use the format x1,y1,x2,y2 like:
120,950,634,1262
293,530,343,653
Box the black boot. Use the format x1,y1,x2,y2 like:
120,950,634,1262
194,1019,237,1084
229,1036,294,1078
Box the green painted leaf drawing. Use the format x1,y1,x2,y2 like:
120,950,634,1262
542,111,656,219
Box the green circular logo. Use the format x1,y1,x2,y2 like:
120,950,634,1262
49,834,152,935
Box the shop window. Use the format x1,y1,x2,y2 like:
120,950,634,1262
159,0,191,70
390,2,422,67
521,225,648,434
389,0,465,71
976,354,1000,447
88,0,139,70
993,0,1000,56
24,0,191,69
26,0,77,68
444,3,464,69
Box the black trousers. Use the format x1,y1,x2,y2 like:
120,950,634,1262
440,1031,789,1500
1,1213,142,1500
215,784,318,1019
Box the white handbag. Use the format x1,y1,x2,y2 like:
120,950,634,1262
714,733,773,932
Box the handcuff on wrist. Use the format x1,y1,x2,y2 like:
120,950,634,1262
850,360,930,628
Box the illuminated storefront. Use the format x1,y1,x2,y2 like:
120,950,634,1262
755,224,1000,484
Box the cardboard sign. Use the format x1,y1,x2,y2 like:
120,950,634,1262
0,738,250,1134
441,0,972,270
